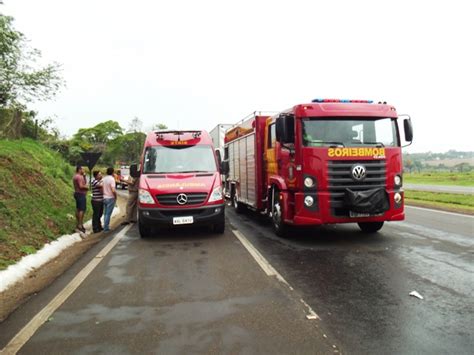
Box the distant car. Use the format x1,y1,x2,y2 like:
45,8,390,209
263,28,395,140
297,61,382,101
116,166,130,189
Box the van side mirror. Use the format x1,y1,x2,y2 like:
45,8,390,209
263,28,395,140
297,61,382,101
221,160,230,175
276,115,295,144
130,164,141,178
403,118,413,142
215,149,222,166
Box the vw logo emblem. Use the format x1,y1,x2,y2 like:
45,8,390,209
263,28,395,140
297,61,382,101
176,193,188,205
351,164,366,181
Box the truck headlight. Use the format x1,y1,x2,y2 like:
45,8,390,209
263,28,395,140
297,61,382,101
394,174,402,187
208,185,223,202
139,189,155,204
394,192,402,204
304,177,315,188
304,196,314,207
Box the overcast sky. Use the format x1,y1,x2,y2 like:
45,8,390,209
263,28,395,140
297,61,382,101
2,0,473,152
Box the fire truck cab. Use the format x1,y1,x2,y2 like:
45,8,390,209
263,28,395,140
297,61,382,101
225,100,413,236
131,130,227,238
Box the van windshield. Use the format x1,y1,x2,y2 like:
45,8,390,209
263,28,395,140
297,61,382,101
302,117,399,147
143,145,217,174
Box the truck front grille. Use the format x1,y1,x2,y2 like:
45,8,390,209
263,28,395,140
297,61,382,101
156,192,208,206
327,160,386,217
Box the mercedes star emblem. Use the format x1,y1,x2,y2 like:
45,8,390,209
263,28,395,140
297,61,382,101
351,164,367,181
176,193,188,205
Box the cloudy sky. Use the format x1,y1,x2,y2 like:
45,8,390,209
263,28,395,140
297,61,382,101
2,0,473,152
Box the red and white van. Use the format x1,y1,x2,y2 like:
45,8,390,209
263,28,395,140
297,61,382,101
130,130,228,238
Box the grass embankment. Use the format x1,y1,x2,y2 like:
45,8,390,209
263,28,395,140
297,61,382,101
0,139,90,270
405,190,474,214
404,172,474,186
403,172,473,213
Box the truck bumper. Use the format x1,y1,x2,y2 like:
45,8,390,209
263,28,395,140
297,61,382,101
138,204,225,227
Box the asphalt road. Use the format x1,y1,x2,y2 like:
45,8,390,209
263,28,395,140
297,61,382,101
1,205,472,354
404,183,474,194
226,205,474,354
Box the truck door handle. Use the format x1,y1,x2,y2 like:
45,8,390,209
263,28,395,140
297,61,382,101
277,159,282,169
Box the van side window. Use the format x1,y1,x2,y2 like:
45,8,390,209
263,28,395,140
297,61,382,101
268,124,276,148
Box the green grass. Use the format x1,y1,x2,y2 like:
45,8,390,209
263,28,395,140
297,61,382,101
0,139,91,270
405,190,474,213
404,172,474,186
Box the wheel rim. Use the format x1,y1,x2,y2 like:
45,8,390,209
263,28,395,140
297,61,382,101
273,201,282,230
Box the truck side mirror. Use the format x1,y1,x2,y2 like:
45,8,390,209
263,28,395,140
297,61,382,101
276,115,295,144
221,160,230,175
130,164,141,178
403,118,413,142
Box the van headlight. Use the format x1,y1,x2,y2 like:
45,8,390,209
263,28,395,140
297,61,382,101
139,189,155,204
208,185,223,202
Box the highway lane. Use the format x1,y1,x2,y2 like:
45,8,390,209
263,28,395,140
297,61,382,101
404,183,474,194
226,205,474,354
0,222,336,354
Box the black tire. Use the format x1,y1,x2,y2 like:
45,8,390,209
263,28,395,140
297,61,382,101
213,222,225,234
272,189,290,237
358,222,384,233
233,192,245,214
138,219,152,238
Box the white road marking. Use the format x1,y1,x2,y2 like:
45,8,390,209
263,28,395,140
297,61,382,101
406,205,474,218
1,224,132,355
232,229,321,320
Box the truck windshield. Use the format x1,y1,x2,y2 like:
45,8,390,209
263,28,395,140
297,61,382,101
302,117,399,147
143,145,217,174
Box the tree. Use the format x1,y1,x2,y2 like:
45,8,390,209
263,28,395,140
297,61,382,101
0,15,64,107
150,123,168,131
72,120,123,149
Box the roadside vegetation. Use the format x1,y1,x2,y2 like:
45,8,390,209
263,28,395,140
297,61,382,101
0,140,91,270
404,172,474,186
405,190,474,214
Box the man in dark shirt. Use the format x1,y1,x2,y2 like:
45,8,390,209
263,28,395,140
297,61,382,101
73,165,88,233
91,170,104,233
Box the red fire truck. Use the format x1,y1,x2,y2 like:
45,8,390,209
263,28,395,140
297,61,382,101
130,130,227,238
224,100,413,236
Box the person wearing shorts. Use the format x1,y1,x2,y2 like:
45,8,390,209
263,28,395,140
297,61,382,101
73,165,89,233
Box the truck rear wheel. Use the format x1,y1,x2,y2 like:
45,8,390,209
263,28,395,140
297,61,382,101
358,222,384,233
272,189,289,237
233,192,245,214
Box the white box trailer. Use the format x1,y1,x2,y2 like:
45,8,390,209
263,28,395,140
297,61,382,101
209,124,233,153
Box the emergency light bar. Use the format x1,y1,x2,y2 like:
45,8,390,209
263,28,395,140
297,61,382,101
155,130,202,140
312,98,374,103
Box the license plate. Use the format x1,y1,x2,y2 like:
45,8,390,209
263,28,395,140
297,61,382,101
349,211,371,218
349,211,383,218
173,216,194,225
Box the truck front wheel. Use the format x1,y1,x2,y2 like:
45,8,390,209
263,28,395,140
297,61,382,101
358,222,384,233
272,190,289,237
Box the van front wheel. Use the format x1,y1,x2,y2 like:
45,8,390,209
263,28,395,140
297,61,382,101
139,219,152,238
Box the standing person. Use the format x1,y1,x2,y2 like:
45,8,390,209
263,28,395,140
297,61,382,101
91,171,104,233
102,167,117,232
121,176,139,225
73,165,88,233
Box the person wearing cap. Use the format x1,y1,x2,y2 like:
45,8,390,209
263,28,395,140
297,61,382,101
73,165,88,233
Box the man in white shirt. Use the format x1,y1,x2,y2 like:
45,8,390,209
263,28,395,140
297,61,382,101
102,167,117,232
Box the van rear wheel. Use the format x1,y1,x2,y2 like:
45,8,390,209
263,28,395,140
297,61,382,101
358,222,384,233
